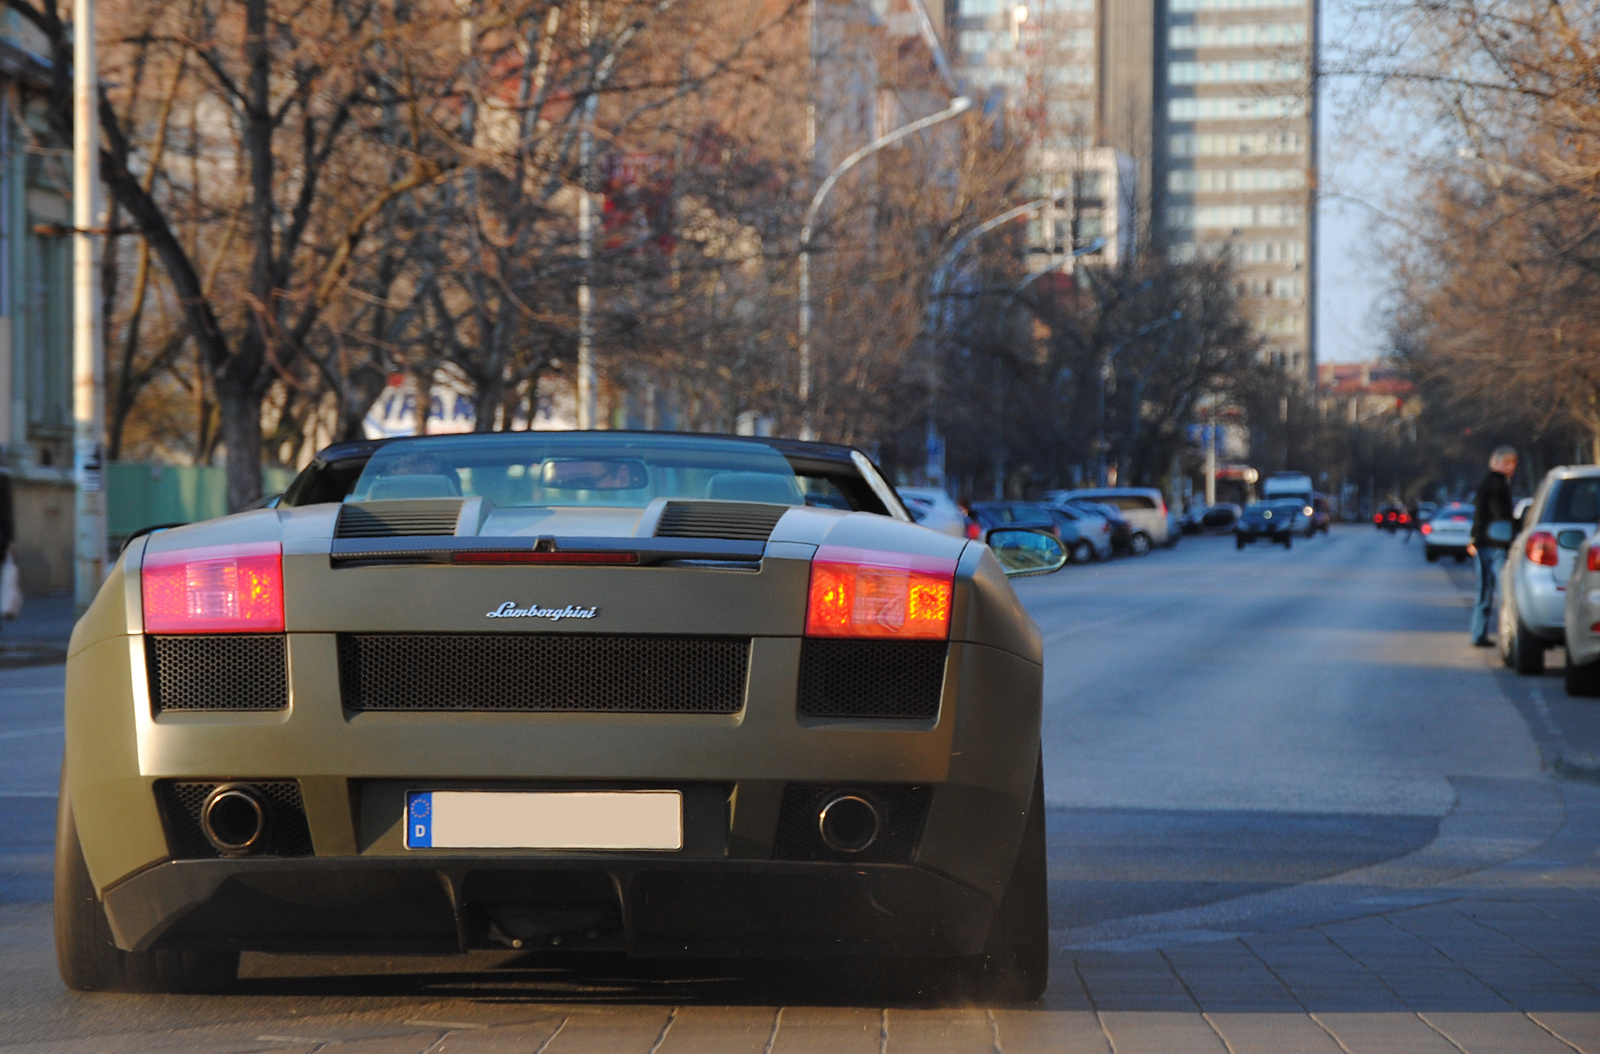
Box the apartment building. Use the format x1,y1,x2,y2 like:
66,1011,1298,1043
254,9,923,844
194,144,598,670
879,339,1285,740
1161,0,1316,374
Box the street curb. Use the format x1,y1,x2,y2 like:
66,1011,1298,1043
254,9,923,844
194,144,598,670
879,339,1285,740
0,644,67,669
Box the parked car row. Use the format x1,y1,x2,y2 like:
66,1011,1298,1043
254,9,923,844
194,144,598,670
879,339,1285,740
895,486,1179,565
1179,493,1331,549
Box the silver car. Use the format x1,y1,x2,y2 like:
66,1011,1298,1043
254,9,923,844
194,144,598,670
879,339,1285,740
1043,487,1172,549
896,486,971,539
1422,502,1474,563
1501,466,1600,674
1563,530,1600,695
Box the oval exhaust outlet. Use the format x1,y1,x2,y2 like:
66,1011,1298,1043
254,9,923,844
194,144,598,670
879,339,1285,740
201,784,269,855
818,794,880,853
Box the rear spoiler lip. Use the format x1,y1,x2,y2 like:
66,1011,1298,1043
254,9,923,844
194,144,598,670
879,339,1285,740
329,535,769,566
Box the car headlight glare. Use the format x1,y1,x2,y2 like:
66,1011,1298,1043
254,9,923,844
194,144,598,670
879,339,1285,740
806,546,955,639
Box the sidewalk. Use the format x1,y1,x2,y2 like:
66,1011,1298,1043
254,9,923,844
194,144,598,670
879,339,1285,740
0,592,74,667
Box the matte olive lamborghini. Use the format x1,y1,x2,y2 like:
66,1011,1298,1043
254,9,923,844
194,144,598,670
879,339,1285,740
55,432,1063,997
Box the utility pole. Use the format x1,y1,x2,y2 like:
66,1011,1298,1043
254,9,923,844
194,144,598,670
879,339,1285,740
72,0,106,613
575,0,597,430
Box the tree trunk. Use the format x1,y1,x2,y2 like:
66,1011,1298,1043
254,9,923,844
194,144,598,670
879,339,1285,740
216,379,264,511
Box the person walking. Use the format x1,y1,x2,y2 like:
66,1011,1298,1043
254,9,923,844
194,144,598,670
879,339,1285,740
1468,445,1518,646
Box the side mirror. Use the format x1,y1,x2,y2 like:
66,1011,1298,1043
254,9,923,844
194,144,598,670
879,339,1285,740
1514,497,1532,532
986,528,1068,577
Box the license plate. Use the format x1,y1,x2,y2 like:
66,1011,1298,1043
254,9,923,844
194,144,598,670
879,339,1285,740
405,790,682,851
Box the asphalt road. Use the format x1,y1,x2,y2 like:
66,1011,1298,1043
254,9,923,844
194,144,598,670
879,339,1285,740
0,525,1596,1052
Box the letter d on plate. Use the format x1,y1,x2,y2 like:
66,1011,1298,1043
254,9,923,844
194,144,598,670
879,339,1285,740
406,792,433,848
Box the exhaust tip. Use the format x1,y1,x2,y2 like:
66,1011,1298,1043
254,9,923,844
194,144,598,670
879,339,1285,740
201,784,268,855
818,794,880,853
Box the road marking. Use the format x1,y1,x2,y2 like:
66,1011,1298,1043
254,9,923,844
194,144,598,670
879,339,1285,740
0,726,62,741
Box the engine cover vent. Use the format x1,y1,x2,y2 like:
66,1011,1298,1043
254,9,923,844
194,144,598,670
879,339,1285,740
336,499,462,539
654,501,788,541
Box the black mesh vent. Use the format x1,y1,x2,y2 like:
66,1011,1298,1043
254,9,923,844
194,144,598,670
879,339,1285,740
772,784,931,863
797,639,947,719
147,635,288,713
156,780,314,859
339,634,750,713
336,500,461,538
654,501,788,541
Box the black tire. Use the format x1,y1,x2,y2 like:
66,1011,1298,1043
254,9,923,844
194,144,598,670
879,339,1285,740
1236,536,1246,550
1128,532,1152,557
1566,652,1600,697
1455,553,1468,564
1506,616,1547,675
1425,547,1439,563
55,778,239,993
969,758,1048,1002
1070,540,1092,564
1283,534,1293,550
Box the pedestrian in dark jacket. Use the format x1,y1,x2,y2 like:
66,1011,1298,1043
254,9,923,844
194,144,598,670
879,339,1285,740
1468,445,1518,646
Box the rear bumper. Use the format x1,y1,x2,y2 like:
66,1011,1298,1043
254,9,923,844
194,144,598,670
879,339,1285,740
102,855,996,958
1514,566,1567,638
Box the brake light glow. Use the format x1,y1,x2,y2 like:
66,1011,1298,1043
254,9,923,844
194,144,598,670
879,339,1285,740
1420,523,1432,535
806,546,955,639
965,521,981,540
142,542,285,633
1373,513,1382,524
1587,547,1600,572
1527,531,1559,567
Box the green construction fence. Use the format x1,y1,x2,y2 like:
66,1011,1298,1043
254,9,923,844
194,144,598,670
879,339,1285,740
107,463,300,543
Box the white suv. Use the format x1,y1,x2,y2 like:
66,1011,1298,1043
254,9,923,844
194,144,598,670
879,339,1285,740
1501,466,1600,673
1044,487,1171,549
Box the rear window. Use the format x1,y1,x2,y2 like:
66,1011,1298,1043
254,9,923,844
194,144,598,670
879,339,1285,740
1099,495,1157,511
1544,479,1600,524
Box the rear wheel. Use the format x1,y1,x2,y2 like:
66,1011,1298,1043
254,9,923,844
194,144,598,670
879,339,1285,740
55,779,239,993
1505,616,1547,675
1425,547,1439,563
1070,540,1092,564
1566,652,1600,697
1236,536,1246,550
1283,534,1293,550
1128,532,1152,557
967,758,1048,1002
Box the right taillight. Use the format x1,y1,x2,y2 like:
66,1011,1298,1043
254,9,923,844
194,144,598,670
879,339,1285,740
1420,523,1432,535
1527,531,1559,567
1586,546,1600,572
965,521,981,540
806,546,956,639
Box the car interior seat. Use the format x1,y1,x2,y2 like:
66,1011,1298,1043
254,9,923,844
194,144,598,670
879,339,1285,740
366,473,462,501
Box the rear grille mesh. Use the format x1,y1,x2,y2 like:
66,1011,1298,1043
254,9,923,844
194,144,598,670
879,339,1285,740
156,780,314,859
147,635,288,713
336,500,461,538
772,784,931,862
797,639,947,719
654,501,788,541
339,634,750,713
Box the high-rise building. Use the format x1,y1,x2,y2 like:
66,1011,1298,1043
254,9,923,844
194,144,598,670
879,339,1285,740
1159,0,1316,374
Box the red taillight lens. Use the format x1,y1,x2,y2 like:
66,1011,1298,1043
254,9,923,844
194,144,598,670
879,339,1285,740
142,542,285,633
965,521,981,540
1526,531,1559,567
1420,523,1432,535
1587,547,1600,572
806,546,955,639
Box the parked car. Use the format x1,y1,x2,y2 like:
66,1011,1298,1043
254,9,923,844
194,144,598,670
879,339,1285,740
1041,503,1114,563
1501,466,1600,674
896,486,970,539
1563,529,1600,695
1236,500,1307,549
1413,501,1438,528
1185,503,1242,534
1057,497,1145,556
968,501,1059,541
1305,494,1332,535
1421,502,1473,562
56,431,1058,997
1043,487,1171,549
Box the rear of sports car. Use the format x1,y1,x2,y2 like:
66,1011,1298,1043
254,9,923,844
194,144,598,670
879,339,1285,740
56,433,1047,997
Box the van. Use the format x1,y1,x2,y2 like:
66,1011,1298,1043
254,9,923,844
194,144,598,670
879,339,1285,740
1043,487,1171,548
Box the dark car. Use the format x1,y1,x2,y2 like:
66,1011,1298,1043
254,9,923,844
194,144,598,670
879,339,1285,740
1305,493,1332,536
1374,502,1409,532
1060,498,1141,556
1237,500,1306,549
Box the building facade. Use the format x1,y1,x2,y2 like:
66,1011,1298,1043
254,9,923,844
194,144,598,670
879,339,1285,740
1160,0,1316,374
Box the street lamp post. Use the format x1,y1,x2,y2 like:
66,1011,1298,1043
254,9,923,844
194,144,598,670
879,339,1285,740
1095,310,1182,487
72,0,106,613
797,94,972,439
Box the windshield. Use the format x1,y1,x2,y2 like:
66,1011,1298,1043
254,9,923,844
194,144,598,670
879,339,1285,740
348,434,805,509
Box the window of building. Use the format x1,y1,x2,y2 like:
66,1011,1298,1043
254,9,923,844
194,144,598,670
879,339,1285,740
1219,239,1305,263
1169,131,1306,156
1170,0,1303,11
1169,60,1307,84
1074,170,1105,198
1168,95,1307,120
1169,203,1305,228
1168,168,1305,192
1273,276,1304,298
1074,210,1106,239
1262,314,1304,335
1168,22,1307,47
1047,99,1095,126
964,66,1026,88
959,29,1013,52
1046,65,1096,85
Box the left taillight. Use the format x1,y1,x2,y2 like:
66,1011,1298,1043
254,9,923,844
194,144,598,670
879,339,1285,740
806,545,955,639
142,542,285,633
1526,531,1559,568
1586,546,1600,572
